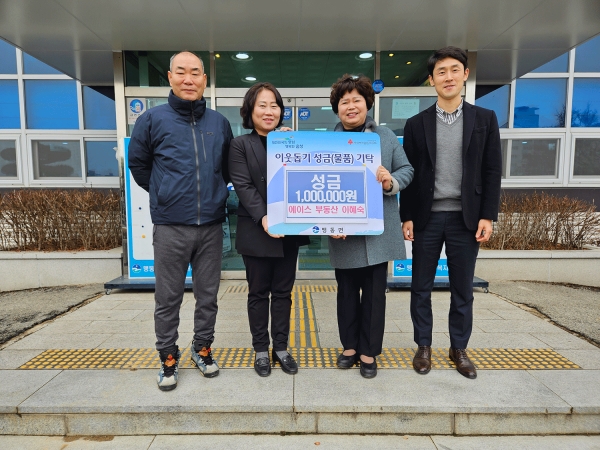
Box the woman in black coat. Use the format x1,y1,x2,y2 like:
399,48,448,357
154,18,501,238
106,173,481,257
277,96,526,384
228,82,310,377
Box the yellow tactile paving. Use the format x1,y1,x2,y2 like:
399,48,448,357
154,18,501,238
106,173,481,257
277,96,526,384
19,348,580,370
225,285,337,294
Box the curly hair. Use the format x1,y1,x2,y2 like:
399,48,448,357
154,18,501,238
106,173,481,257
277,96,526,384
329,74,375,115
240,82,284,130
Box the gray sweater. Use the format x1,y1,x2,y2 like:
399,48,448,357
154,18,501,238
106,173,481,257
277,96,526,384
432,114,463,212
328,118,414,269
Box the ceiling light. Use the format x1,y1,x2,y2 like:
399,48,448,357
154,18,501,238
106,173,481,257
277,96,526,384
394,75,400,79
244,76,256,81
406,61,412,65
380,123,387,126
236,53,250,60
215,53,220,58
388,53,394,57
359,52,373,59
321,106,332,110
315,128,327,131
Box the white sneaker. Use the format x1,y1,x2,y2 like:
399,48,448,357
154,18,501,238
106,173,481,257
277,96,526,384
190,341,220,378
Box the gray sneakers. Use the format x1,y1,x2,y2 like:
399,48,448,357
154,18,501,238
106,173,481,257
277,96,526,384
190,340,220,378
157,347,180,391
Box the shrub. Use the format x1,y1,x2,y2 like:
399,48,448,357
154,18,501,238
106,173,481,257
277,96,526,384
483,192,600,250
0,189,122,251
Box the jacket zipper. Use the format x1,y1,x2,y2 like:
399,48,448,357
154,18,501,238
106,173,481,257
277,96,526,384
191,106,201,225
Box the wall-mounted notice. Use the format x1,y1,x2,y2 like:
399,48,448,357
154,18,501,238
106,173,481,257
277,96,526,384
392,98,420,119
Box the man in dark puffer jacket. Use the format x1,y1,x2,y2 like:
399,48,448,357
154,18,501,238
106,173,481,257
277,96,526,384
129,51,233,391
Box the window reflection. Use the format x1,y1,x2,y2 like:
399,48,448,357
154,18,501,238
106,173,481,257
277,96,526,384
507,139,559,177
531,53,569,73
22,54,61,75
0,140,17,178
573,139,600,176
25,80,79,129
514,79,567,128
85,141,118,177
0,39,17,74
0,80,20,128
32,140,81,179
575,35,600,72
476,85,509,128
83,87,116,130
571,79,600,127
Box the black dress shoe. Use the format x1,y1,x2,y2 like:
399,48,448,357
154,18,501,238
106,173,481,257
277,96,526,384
254,357,271,377
272,350,298,375
449,348,477,379
336,352,359,369
413,345,432,375
359,358,377,378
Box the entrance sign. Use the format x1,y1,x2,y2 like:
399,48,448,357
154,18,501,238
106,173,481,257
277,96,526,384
127,98,146,125
266,131,383,236
392,241,448,278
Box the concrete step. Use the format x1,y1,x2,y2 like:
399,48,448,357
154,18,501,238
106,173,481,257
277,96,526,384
2,367,599,436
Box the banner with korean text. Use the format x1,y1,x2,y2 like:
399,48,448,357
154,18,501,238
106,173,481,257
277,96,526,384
266,131,383,236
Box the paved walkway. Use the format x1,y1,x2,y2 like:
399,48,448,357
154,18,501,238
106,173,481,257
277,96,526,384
1,280,599,436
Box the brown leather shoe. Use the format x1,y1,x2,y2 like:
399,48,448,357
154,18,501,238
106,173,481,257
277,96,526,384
412,345,431,375
449,348,477,379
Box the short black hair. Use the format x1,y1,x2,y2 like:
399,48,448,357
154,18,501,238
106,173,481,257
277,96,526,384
240,82,284,130
427,47,468,76
329,74,375,114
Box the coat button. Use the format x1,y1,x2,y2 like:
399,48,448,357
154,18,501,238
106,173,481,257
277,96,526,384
261,177,265,182
429,188,433,192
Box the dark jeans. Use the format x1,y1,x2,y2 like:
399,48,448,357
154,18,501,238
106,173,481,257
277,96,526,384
410,211,479,349
335,262,388,357
153,223,223,352
242,239,299,352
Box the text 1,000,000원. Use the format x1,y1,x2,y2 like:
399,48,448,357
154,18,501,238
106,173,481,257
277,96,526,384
294,190,358,203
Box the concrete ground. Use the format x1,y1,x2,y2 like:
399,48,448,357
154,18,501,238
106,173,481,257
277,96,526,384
0,434,599,449
0,279,599,438
489,281,600,345
0,284,104,345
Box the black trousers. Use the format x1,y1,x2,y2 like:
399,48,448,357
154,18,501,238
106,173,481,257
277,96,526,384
410,211,480,349
335,262,388,357
242,240,299,352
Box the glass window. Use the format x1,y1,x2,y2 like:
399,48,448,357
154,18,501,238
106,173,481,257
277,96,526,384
125,51,211,87
0,140,18,178
222,190,245,271
0,39,17,74
32,140,82,179
25,80,79,129
571,79,600,127
215,51,374,88
379,51,432,87
216,106,250,138
0,80,21,128
575,34,600,72
476,85,510,128
22,53,62,74
530,53,569,73
85,141,118,177
504,139,559,177
296,106,340,132
83,87,116,130
573,138,600,176
378,97,437,136
514,79,567,128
